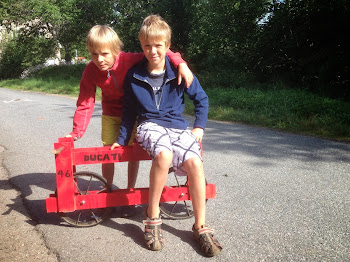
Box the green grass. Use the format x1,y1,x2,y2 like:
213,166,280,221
185,87,350,141
0,64,102,100
0,78,80,95
1,64,349,141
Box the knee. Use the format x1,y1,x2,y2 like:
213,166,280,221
184,157,203,171
155,150,173,167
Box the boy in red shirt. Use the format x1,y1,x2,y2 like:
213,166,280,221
67,25,193,216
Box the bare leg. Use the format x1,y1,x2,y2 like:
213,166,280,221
127,161,139,188
102,144,139,188
183,157,206,229
147,150,173,219
102,163,114,185
120,161,140,217
186,157,223,256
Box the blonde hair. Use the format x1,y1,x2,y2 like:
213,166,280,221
87,25,123,56
138,15,171,45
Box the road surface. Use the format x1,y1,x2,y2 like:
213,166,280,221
0,87,349,261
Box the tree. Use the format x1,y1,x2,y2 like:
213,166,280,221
1,0,116,63
111,0,197,54
111,0,156,52
0,0,58,78
54,0,116,62
250,0,350,98
184,0,268,70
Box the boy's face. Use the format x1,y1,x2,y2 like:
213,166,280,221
140,37,170,72
90,47,116,71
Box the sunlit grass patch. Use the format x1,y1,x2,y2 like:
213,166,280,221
1,64,349,141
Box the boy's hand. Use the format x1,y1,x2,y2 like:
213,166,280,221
178,63,193,88
192,127,204,143
65,134,78,141
111,143,121,150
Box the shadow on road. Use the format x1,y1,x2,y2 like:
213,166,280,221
203,120,350,163
101,209,202,254
2,173,61,226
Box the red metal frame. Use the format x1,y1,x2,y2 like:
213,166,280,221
46,137,216,213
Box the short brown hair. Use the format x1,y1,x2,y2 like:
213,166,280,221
138,15,171,46
87,25,123,56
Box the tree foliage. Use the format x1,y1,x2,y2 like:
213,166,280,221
0,0,115,62
250,1,350,94
1,0,349,99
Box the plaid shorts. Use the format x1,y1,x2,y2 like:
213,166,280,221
136,122,202,175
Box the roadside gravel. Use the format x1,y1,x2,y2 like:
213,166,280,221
0,146,58,262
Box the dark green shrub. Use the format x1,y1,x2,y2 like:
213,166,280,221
0,40,26,79
28,63,86,80
0,36,56,80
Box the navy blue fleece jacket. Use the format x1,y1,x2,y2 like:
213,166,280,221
116,56,209,145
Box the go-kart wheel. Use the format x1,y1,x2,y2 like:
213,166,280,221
59,171,113,227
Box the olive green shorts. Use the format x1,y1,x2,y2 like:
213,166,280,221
101,115,136,146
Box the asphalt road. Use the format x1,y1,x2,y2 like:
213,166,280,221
0,87,349,261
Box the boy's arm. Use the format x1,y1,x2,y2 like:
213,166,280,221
185,75,209,141
111,71,138,149
69,75,96,140
177,63,193,88
166,49,193,87
191,127,204,143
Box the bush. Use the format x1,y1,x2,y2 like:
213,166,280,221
28,63,86,80
0,36,56,80
0,40,26,79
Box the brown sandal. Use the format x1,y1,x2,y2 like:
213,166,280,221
192,225,223,257
143,216,164,251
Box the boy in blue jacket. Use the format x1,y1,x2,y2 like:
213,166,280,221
111,15,222,257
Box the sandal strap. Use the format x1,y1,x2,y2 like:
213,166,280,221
143,218,162,226
198,227,215,235
143,217,164,251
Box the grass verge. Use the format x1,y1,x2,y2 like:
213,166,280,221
185,87,350,141
1,64,349,141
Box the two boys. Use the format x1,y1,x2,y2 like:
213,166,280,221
68,24,193,216
112,15,222,257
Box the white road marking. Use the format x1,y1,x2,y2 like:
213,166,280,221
3,99,34,103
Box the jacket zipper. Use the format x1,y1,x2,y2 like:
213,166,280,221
134,75,175,110
108,70,121,92
157,78,173,110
